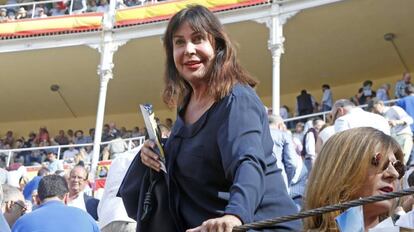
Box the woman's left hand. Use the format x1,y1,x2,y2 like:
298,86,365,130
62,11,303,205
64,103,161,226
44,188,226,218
186,214,242,232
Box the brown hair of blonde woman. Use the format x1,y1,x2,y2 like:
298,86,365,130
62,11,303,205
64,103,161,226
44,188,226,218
162,5,258,108
304,127,404,231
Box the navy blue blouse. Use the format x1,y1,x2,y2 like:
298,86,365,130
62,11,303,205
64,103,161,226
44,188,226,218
119,83,301,231
164,83,301,230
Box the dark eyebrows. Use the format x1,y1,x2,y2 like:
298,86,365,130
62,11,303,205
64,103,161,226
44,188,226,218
173,31,205,39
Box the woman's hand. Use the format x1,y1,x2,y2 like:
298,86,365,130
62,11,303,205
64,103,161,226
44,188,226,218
186,215,242,232
140,140,161,172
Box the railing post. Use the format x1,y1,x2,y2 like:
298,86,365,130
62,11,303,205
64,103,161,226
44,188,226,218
128,139,132,151
6,151,12,167
57,147,62,160
31,3,36,18
69,0,74,15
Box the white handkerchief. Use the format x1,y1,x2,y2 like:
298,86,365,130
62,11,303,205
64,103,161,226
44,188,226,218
368,217,399,232
396,210,414,229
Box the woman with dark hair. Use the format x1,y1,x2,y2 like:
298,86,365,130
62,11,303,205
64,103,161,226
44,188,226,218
119,5,300,232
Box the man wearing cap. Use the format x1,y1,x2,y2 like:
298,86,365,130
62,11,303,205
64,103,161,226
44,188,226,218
12,175,99,232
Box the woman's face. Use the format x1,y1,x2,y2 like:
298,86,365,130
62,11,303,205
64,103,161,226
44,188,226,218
358,152,400,216
172,22,215,83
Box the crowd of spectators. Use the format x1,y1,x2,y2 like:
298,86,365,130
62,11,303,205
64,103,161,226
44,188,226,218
0,118,173,168
0,0,168,22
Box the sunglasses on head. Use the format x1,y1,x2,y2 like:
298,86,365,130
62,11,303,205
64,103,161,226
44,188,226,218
371,153,405,179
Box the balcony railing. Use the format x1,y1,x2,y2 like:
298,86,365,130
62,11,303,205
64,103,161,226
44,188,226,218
0,0,163,20
0,135,145,167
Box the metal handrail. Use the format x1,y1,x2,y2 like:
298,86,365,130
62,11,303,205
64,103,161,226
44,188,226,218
2,0,72,19
0,136,145,166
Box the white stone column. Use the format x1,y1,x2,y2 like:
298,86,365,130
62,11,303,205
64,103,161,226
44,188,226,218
268,13,284,116
257,4,298,116
89,2,127,179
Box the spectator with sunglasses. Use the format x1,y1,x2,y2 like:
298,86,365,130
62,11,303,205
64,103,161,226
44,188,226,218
304,127,405,231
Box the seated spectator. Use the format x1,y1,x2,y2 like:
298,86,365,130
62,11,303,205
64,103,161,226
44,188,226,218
22,167,49,202
67,129,75,143
0,8,7,22
36,7,47,18
376,83,391,102
74,130,91,145
85,128,94,143
15,7,27,20
54,130,69,145
46,152,63,173
3,131,14,147
304,127,405,231
34,127,49,146
124,0,136,7
62,143,79,162
49,1,67,16
67,165,99,220
86,0,98,12
96,0,109,12
12,175,99,232
71,0,87,14
131,126,142,138
1,185,26,231
7,12,15,21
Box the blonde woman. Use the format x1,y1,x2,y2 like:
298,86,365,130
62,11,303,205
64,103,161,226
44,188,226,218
304,127,405,231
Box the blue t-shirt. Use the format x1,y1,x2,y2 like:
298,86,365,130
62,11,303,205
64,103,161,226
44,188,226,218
12,200,100,232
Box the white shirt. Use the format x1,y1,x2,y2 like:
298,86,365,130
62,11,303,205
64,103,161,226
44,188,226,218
319,125,336,144
334,107,391,135
67,191,87,212
304,130,316,159
63,149,79,161
97,146,141,228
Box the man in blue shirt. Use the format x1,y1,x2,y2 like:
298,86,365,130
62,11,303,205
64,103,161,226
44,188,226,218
12,175,99,232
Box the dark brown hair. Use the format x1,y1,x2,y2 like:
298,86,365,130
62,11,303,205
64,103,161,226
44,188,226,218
162,5,258,108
